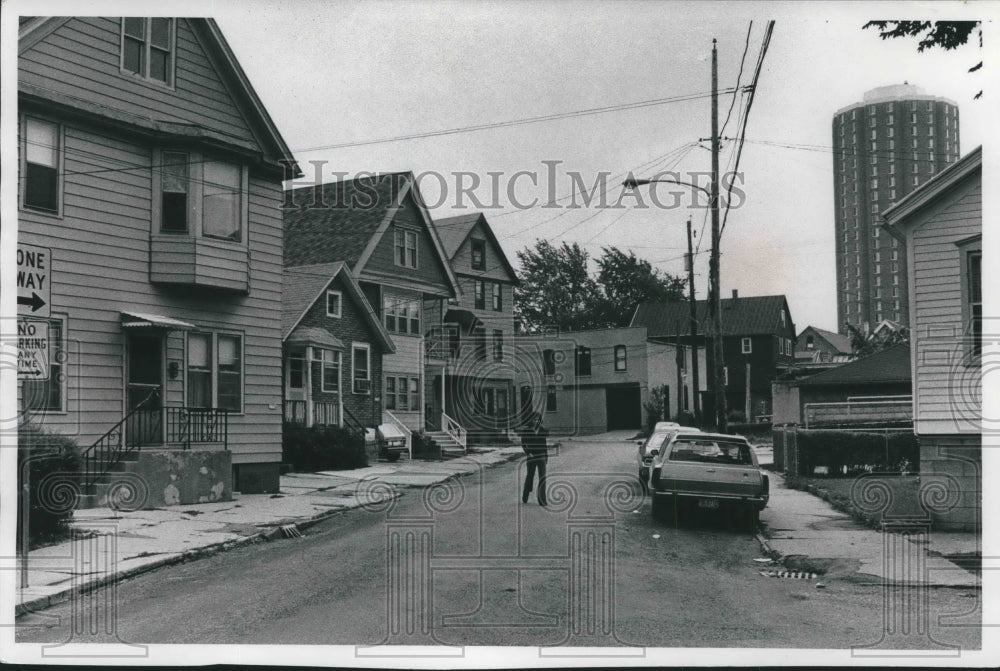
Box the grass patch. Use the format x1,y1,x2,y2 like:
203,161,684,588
783,474,922,530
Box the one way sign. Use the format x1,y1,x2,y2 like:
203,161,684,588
17,243,50,318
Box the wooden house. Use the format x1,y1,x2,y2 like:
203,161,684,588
17,17,299,499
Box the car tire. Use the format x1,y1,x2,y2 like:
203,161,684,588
387,453,401,463
638,471,648,494
651,494,674,524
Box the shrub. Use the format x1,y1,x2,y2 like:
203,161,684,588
282,423,368,471
18,420,82,547
642,386,667,436
412,431,441,459
796,429,919,476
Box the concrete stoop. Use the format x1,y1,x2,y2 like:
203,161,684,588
424,431,466,455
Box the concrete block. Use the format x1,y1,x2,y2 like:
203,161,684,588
125,449,233,507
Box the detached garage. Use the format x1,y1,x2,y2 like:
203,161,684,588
605,384,642,431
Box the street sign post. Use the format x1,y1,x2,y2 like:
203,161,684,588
17,243,51,318
17,319,49,381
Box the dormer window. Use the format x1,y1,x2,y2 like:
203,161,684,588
121,18,175,86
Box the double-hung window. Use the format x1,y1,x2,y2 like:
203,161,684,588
385,376,420,411
288,353,305,390
491,283,502,311
492,329,504,362
471,239,486,270
316,349,340,392
22,117,61,213
352,344,371,394
394,228,418,268
575,346,592,376
474,280,486,310
326,290,342,318
383,295,420,334
187,332,243,412
614,345,627,371
741,337,752,354
121,18,175,86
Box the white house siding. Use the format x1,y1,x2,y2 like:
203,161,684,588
908,176,981,435
382,334,424,430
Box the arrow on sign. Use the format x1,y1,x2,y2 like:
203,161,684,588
20,369,45,377
17,292,46,312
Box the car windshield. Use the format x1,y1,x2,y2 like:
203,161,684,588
668,439,753,466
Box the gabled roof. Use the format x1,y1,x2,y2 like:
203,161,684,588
282,262,395,353
796,325,852,355
18,18,299,176
881,145,982,236
796,344,911,387
434,212,519,283
631,295,792,337
283,172,462,297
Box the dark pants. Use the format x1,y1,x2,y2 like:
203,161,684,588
522,450,547,504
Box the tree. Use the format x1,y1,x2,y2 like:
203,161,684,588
846,321,910,358
594,247,686,327
514,240,602,333
864,21,982,98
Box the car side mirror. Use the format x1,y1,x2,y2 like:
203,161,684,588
636,441,644,447
649,449,659,456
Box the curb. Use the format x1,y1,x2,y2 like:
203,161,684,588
16,448,529,616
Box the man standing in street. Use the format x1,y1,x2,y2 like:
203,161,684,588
518,412,549,505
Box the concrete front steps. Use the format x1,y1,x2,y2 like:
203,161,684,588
424,431,466,456
77,452,143,510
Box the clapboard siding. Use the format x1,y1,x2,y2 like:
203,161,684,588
19,19,286,469
365,196,453,291
907,171,980,435
20,18,256,141
450,219,516,283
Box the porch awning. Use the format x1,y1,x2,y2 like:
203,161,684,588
121,311,196,331
444,308,481,331
285,325,346,350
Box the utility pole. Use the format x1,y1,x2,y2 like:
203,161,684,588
685,217,700,425
675,320,683,421
709,38,727,433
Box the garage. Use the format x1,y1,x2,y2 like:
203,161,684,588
605,384,642,431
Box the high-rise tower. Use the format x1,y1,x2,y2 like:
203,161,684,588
833,84,960,334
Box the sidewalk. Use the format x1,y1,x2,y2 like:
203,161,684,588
15,446,525,615
759,470,980,588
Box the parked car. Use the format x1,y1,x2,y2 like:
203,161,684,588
636,426,699,490
650,432,768,527
376,423,408,462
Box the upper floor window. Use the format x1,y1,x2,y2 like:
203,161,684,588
543,349,556,375
22,117,61,213
741,337,752,354
964,248,982,360
492,329,504,362
156,151,245,241
394,228,418,268
326,290,342,318
471,238,486,270
491,283,503,311
614,345,627,371
575,346,592,376
474,280,486,310
121,18,175,86
383,295,420,335
805,335,814,350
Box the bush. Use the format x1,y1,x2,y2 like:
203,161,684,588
282,423,368,471
642,386,667,436
18,421,83,548
412,431,441,459
796,429,919,476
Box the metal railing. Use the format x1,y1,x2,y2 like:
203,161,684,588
165,407,229,449
81,390,160,489
441,411,468,453
382,409,413,460
425,324,459,360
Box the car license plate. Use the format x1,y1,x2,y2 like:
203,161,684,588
698,498,719,509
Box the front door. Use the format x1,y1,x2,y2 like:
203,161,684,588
125,333,163,445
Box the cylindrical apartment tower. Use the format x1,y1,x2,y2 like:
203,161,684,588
832,84,960,334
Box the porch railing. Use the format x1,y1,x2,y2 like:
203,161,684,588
81,390,160,489
284,400,307,424
165,407,229,449
425,324,459,360
382,409,412,460
441,411,467,453
313,402,340,426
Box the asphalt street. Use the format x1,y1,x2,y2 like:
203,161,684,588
17,437,981,650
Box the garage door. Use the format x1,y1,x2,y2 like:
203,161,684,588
605,386,641,430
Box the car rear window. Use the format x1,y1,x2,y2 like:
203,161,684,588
668,440,753,465
644,432,671,453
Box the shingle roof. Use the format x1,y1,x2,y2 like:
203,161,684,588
435,213,481,259
798,325,852,354
631,295,791,337
796,344,911,387
282,262,346,339
283,174,408,268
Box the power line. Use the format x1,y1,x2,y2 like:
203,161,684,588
292,89,737,153
721,21,753,136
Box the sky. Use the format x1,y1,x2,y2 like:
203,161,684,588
7,0,995,333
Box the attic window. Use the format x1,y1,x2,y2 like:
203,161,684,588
121,18,175,86
471,239,486,270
